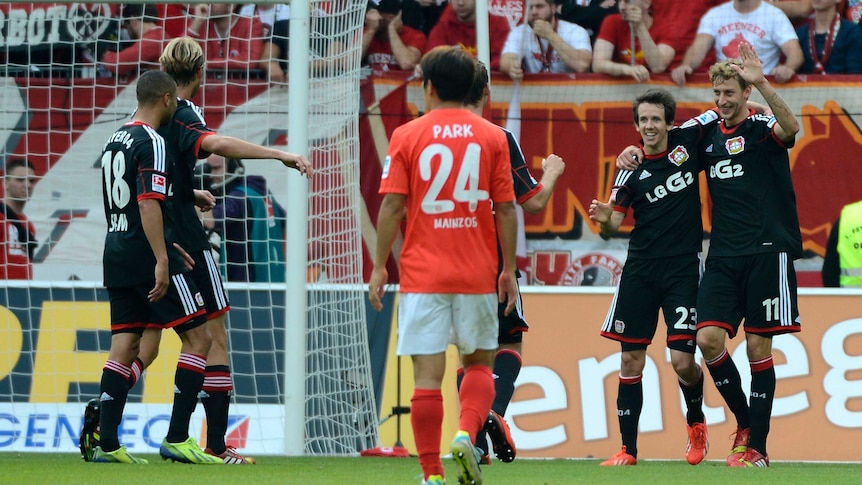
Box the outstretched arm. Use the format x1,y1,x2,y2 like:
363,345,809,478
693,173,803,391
201,134,313,177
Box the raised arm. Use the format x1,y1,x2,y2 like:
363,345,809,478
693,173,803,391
734,42,799,143
520,154,566,215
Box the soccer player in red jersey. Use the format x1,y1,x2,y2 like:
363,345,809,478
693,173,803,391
368,46,519,485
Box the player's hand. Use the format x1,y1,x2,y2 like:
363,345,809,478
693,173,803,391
730,42,765,86
772,64,795,84
531,19,554,40
194,189,216,212
589,197,615,223
173,242,195,271
617,145,643,170
671,64,692,86
149,260,169,302
498,270,518,316
368,267,389,311
280,152,313,178
629,64,650,83
542,154,565,177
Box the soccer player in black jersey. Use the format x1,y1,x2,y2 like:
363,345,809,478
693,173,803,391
695,42,802,468
590,89,714,467
136,36,311,465
92,70,212,464
460,60,566,465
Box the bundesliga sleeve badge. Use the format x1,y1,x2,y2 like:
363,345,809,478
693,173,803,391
152,174,167,194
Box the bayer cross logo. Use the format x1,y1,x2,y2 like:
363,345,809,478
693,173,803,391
65,3,113,42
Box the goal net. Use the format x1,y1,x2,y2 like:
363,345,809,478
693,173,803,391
0,0,378,456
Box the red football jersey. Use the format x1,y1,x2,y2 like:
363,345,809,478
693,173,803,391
380,108,515,293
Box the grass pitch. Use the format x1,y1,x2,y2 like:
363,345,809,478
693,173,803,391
2,453,861,485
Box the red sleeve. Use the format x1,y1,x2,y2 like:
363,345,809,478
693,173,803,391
427,5,453,50
104,28,169,76
159,4,189,38
224,17,265,70
137,192,166,202
489,16,511,70
596,14,623,44
194,132,217,160
401,26,427,53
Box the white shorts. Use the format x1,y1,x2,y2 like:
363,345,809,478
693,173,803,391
396,293,499,356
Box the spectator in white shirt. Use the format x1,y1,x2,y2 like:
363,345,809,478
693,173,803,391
672,0,803,85
500,0,592,79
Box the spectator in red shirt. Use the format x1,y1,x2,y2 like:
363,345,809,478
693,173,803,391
427,0,511,69
1,159,38,280
363,0,427,72
592,0,678,82
187,3,266,71
651,0,720,73
101,4,171,78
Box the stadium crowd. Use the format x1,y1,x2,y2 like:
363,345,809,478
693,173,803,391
3,0,862,80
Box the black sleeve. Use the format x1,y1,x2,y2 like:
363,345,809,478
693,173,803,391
822,217,841,287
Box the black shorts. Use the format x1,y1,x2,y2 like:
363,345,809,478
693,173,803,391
697,252,801,339
108,273,206,335
600,254,700,353
497,281,528,345
190,250,230,318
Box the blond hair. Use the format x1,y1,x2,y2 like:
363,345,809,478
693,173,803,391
159,37,205,87
709,60,749,90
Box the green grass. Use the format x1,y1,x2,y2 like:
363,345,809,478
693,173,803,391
2,453,861,485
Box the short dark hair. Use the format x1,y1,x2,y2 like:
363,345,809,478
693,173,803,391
4,159,35,177
123,3,158,23
632,88,676,125
367,0,401,14
420,46,476,103
465,59,489,107
136,70,177,106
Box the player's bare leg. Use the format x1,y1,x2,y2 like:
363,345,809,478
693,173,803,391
671,349,707,465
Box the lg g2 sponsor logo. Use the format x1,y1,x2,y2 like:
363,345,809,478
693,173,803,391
709,159,744,180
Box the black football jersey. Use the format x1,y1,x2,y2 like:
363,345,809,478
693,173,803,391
702,113,803,258
612,111,718,259
101,122,184,287
159,99,215,253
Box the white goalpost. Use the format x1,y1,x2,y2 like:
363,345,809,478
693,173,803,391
0,0,378,456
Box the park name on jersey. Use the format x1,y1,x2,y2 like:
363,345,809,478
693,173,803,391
433,123,473,139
